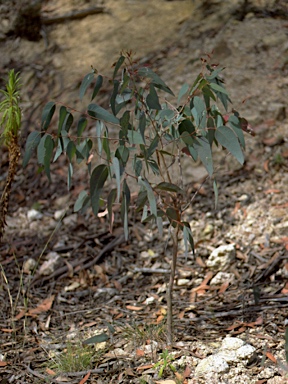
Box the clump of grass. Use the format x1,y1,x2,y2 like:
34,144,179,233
49,341,95,373
119,321,166,346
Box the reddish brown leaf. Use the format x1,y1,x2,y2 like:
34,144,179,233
218,281,229,294
266,351,277,363
126,305,143,311
79,371,90,384
0,361,7,367
28,295,55,316
136,363,154,371
136,349,145,357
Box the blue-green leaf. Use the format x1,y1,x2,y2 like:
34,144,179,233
79,72,94,101
113,55,125,79
210,82,229,95
138,177,157,218
91,75,103,101
41,101,55,131
138,112,146,144
23,131,41,167
228,115,245,149
182,222,195,256
112,157,121,202
37,134,54,181
215,125,244,164
127,130,145,145
107,188,117,232
110,80,120,115
67,162,73,190
83,333,109,345
146,84,162,110
155,182,183,193
90,164,109,216
76,117,87,143
66,140,76,162
193,137,213,176
88,103,119,124
177,83,189,104
137,67,174,96
213,179,218,209
74,190,90,212
121,180,130,240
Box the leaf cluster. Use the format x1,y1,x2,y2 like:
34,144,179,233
23,53,249,253
0,69,22,144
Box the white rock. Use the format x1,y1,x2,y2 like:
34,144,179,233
27,209,43,221
23,258,37,274
221,337,245,351
144,296,155,305
216,350,238,363
177,278,190,286
54,209,66,220
210,271,234,285
39,252,61,276
236,344,256,363
195,354,229,377
207,244,235,270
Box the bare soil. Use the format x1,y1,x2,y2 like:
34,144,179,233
0,0,288,383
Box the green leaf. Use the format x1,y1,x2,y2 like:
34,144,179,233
76,117,87,143
113,55,125,79
120,110,130,136
213,179,218,209
90,164,109,216
179,119,196,146
166,207,179,228
110,80,120,115
193,137,213,176
107,188,117,232
37,134,54,181
205,67,224,81
138,177,157,218
191,96,207,129
121,180,130,240
67,162,73,190
209,82,229,95
57,106,68,135
79,72,94,100
95,120,104,155
147,135,159,157
91,75,103,101
177,83,189,104
112,157,121,202
23,131,41,167
182,222,195,256
88,103,119,124
155,182,183,194
66,140,76,162
115,145,129,167
127,130,145,145
137,67,174,96
215,125,244,164
62,112,73,132
138,112,146,144
83,333,109,345
228,114,245,149
41,101,55,131
146,84,162,110
74,190,90,212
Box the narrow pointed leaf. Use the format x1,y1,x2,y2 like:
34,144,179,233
79,72,94,100
155,182,183,194
193,137,213,176
41,101,55,131
91,74,103,100
88,103,119,124
215,125,244,164
112,157,121,202
74,190,90,212
213,179,218,209
83,333,109,345
138,177,157,218
146,84,161,110
90,164,109,216
113,55,125,79
137,67,174,96
177,83,189,104
23,131,41,167
183,222,195,256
